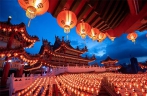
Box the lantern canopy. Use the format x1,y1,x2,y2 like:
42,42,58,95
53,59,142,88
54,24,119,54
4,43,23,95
18,0,49,26
127,32,138,42
57,9,77,34
87,28,99,41
76,21,91,39
97,32,106,42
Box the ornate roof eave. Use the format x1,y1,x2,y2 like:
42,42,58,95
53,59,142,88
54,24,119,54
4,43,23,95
39,46,93,63
101,56,118,64
54,42,87,54
101,61,118,65
24,63,42,71
19,51,40,66
0,18,39,47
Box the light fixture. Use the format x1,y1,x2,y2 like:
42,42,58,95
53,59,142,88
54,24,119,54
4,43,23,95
18,0,49,27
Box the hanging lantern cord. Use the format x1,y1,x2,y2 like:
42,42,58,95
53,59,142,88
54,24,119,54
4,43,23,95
28,19,31,27
133,40,135,44
66,33,68,40
84,38,86,46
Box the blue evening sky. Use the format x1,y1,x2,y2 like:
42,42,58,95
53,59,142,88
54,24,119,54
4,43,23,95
0,0,147,65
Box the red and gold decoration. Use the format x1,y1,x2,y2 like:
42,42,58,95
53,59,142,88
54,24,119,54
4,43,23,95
57,9,77,34
18,0,49,26
127,32,138,42
87,28,99,41
97,32,106,42
76,20,91,39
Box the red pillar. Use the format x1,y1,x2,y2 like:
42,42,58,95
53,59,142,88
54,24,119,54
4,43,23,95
1,57,10,87
16,65,24,77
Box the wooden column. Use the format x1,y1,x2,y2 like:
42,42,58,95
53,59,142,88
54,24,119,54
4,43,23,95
1,57,10,87
16,65,24,77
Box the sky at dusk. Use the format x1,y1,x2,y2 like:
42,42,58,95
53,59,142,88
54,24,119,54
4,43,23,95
0,0,147,65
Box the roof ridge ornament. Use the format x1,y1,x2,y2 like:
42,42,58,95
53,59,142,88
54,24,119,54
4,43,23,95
7,16,12,24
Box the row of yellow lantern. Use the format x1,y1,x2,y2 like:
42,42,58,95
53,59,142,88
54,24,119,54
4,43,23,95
17,78,41,96
101,73,147,96
56,73,103,95
55,78,69,96
17,77,51,96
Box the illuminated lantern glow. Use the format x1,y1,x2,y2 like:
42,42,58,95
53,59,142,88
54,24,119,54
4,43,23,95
18,0,49,27
106,33,115,41
57,9,77,34
97,32,106,42
87,28,99,41
127,32,138,42
76,21,91,39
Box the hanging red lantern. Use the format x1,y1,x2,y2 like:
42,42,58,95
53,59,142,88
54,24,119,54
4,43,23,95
57,9,77,34
87,28,99,41
106,33,116,41
127,32,138,42
76,21,91,39
18,0,49,27
97,32,106,42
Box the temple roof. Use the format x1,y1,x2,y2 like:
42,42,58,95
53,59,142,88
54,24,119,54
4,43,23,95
0,17,39,48
48,0,147,37
101,56,118,64
53,36,87,54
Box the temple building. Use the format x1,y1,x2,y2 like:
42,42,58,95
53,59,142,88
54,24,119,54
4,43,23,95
101,56,120,71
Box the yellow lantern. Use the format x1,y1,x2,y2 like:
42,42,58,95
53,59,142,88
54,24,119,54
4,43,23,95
18,0,49,27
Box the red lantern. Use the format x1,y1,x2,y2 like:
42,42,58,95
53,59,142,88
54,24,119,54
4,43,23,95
106,32,115,41
18,0,49,26
76,21,91,39
97,32,106,42
87,28,99,41
127,32,137,42
57,9,77,34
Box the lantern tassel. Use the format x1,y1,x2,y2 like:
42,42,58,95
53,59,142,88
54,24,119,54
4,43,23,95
66,34,68,40
28,19,31,27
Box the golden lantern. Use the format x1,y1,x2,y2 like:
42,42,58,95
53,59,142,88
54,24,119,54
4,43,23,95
18,0,49,27
97,32,106,42
87,28,99,41
76,21,91,39
106,33,116,41
127,32,138,42
57,9,77,34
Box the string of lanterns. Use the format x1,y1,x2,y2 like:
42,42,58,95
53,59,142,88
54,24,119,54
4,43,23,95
17,0,138,42
56,8,138,42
